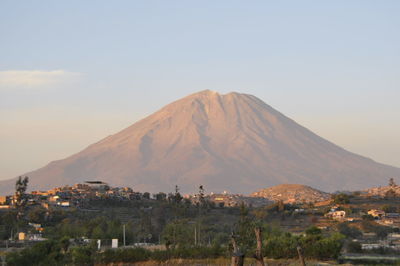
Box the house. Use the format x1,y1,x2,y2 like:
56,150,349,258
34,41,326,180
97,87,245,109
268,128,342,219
368,209,385,218
0,196,7,205
331,210,346,219
18,232,26,241
58,201,71,207
31,191,49,196
325,209,346,220
85,181,109,191
49,195,60,203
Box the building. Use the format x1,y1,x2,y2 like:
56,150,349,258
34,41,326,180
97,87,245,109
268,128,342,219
0,196,7,205
31,191,49,196
368,209,385,218
85,181,109,191
326,210,346,220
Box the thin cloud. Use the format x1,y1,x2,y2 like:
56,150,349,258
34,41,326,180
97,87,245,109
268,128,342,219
0,70,81,91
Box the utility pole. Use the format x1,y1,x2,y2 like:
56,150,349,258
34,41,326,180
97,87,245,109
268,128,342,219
123,224,126,247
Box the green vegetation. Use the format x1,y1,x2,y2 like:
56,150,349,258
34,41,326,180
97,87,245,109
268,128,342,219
2,197,347,265
5,225,344,265
264,226,344,260
2,180,400,265
332,193,350,204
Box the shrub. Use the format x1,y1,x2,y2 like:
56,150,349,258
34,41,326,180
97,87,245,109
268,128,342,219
6,240,65,266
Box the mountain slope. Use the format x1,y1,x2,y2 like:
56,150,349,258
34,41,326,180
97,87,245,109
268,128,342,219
1,90,399,194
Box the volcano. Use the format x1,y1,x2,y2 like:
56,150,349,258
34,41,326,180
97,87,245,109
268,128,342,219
1,90,399,194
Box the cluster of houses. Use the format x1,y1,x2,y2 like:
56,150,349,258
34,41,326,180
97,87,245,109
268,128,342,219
0,182,273,211
0,181,141,210
367,209,400,227
324,206,400,252
325,206,400,225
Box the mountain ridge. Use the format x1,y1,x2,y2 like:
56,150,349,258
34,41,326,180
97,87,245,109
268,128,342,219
1,90,399,195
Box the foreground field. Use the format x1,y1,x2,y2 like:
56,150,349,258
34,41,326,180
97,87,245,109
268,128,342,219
103,258,342,266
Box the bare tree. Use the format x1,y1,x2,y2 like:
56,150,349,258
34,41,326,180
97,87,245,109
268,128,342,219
297,246,306,266
254,227,265,266
231,232,244,266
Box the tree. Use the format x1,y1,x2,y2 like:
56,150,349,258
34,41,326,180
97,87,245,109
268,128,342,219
142,192,150,200
332,193,350,204
174,185,183,205
235,203,255,254
154,192,167,201
389,177,397,187
15,176,29,220
198,185,205,207
27,206,47,224
138,210,153,243
162,220,194,249
305,226,322,236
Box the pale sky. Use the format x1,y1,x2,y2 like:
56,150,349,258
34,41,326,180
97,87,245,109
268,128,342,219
1,1,399,181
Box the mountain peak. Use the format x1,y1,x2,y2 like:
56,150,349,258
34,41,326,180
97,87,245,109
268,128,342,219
187,89,220,98
187,90,245,99
1,91,399,195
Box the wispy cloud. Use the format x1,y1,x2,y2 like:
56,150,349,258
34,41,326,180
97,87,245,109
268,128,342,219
0,70,81,91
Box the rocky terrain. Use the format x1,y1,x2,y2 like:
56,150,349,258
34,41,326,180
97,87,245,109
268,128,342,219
251,184,331,203
365,184,400,197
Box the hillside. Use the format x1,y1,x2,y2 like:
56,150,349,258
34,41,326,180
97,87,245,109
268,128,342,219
251,184,331,203
1,90,400,195
365,184,400,197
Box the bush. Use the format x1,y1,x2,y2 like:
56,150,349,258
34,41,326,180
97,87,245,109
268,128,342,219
303,233,344,259
6,240,65,266
97,248,151,263
264,233,299,259
96,245,224,263
70,245,94,265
